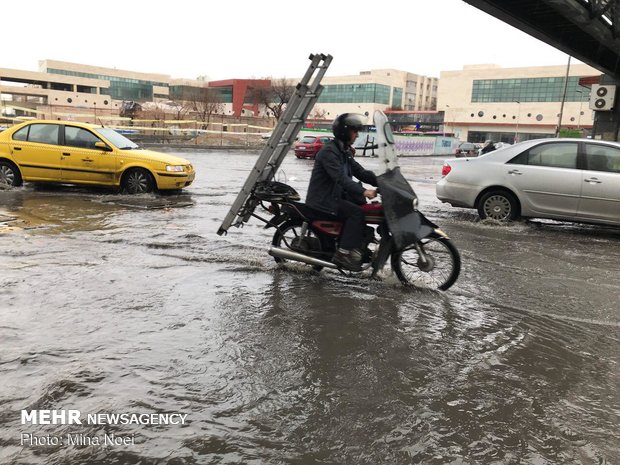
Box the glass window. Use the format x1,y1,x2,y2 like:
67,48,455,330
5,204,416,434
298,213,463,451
12,126,29,141
471,77,588,103
300,136,317,143
585,144,620,173
93,128,139,149
64,126,102,150
318,83,391,104
509,142,578,169
383,122,394,144
27,124,60,145
392,87,403,107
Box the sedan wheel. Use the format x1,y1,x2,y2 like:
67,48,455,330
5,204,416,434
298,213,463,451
122,168,154,194
0,161,23,187
478,190,519,221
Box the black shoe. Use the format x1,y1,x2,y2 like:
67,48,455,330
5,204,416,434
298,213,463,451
333,248,363,271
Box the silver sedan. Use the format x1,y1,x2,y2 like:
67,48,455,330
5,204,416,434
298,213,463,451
436,138,620,226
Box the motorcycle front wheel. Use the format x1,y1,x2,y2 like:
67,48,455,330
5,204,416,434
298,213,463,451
391,233,460,290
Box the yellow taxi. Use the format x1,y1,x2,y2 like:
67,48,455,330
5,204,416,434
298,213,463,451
0,120,195,193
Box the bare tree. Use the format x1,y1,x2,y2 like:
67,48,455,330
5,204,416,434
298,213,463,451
251,77,295,121
138,102,168,123
167,99,192,121
312,107,328,119
186,88,224,128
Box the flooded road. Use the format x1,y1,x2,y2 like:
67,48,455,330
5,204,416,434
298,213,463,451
1,149,618,464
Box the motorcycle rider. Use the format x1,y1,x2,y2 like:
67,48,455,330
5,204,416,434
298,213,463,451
480,140,497,155
306,113,378,271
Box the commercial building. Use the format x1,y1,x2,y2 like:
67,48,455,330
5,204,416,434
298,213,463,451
438,63,601,143
0,66,117,121
2,59,439,125
312,69,438,120
6,59,606,146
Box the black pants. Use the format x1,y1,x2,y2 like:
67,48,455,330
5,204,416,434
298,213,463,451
336,199,364,250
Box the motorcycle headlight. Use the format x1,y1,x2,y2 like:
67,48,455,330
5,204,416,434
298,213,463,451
166,165,184,172
413,197,419,210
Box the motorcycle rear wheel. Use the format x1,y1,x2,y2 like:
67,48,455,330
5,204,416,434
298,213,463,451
391,233,460,290
271,220,324,271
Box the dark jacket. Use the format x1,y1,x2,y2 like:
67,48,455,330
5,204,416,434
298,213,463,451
306,140,377,215
481,142,496,154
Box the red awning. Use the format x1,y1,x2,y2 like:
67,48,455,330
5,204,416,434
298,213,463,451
578,76,601,87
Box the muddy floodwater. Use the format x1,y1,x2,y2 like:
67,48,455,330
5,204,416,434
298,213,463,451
1,149,618,465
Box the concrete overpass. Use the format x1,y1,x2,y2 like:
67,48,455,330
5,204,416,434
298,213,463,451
465,0,620,139
464,0,620,79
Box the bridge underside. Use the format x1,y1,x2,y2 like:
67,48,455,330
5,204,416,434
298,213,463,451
464,0,620,79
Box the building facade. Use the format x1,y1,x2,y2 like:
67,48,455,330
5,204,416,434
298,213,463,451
0,66,117,121
438,63,600,143
309,69,438,121
2,60,439,125
40,59,173,102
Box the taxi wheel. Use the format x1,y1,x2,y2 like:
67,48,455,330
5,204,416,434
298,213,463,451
121,168,154,194
0,160,23,187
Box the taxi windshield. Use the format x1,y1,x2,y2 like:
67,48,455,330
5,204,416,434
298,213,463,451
94,127,140,150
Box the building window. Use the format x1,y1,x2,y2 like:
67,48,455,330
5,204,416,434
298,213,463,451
46,68,163,101
471,77,590,103
318,84,391,105
392,87,403,108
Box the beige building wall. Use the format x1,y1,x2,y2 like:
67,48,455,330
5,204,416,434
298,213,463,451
438,63,600,141
40,59,171,83
365,69,438,111
0,67,118,121
26,61,439,124
302,69,438,120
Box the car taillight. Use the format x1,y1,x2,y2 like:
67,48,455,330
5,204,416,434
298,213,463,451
441,163,452,176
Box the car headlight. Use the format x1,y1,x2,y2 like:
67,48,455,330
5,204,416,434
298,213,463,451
166,165,184,172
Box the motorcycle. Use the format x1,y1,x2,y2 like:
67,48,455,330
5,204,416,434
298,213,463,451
246,111,461,291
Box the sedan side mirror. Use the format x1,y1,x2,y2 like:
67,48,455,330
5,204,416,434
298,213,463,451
95,141,113,152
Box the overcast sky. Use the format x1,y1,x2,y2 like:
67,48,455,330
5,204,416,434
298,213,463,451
3,0,579,81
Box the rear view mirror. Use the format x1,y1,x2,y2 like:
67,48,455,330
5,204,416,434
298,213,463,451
95,141,112,152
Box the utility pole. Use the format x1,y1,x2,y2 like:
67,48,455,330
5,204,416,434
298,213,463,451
555,55,571,137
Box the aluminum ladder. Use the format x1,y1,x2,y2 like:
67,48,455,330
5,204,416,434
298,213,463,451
217,53,332,235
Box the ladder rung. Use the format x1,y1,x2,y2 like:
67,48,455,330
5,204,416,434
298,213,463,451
217,53,332,235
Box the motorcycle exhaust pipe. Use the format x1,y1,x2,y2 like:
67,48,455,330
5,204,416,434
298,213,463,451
268,246,338,269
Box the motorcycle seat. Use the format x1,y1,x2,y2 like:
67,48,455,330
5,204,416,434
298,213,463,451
286,201,338,222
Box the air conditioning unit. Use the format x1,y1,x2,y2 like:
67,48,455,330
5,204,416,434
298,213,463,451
589,84,616,111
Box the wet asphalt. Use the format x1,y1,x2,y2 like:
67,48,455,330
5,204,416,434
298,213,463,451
0,149,618,464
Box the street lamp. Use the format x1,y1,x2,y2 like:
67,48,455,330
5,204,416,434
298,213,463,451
514,100,521,143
